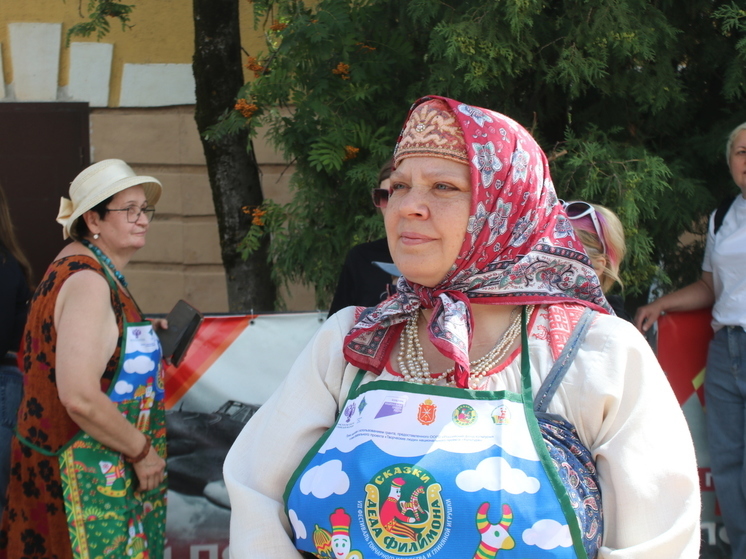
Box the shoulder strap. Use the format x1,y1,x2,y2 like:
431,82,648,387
714,195,737,234
348,368,367,398
80,252,145,321
533,307,595,413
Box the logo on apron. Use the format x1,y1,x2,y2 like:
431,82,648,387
491,405,511,425
416,399,436,426
362,464,447,556
452,404,477,426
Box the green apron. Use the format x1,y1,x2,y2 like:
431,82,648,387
17,268,167,559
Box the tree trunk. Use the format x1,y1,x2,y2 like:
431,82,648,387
192,0,276,312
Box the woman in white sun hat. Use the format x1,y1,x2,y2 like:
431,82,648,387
0,159,168,559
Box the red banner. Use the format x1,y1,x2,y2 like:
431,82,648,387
658,308,729,557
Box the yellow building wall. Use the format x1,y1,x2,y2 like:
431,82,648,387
0,0,265,106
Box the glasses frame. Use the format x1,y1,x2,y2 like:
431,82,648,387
371,188,390,208
560,200,607,256
105,205,156,223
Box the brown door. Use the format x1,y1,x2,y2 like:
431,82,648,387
0,103,90,285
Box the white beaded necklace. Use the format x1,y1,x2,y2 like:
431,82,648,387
397,305,534,388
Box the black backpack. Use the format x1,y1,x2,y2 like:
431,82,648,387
714,195,738,234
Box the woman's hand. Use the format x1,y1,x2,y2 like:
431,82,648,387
634,273,716,333
634,301,664,333
133,445,167,492
149,318,168,332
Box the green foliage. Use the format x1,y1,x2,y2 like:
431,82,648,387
65,0,134,45
550,126,675,292
212,0,746,308
715,2,746,100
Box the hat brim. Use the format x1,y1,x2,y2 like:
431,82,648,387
65,175,162,240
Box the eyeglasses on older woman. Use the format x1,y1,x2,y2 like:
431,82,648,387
105,204,156,223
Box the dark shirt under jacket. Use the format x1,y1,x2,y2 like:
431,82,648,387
0,249,31,358
328,238,394,317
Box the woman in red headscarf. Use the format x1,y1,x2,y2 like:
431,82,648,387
224,97,700,558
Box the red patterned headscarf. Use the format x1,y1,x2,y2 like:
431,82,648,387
343,96,611,388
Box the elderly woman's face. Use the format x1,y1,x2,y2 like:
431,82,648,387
92,184,150,251
385,157,472,287
730,129,746,196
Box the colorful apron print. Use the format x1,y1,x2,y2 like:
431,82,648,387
285,312,593,559
59,319,167,559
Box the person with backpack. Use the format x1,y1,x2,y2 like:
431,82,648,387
635,121,746,558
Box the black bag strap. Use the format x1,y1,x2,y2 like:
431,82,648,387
714,195,737,234
534,307,595,413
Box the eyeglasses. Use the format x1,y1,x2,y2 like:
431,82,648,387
106,205,156,223
560,200,607,256
371,188,390,208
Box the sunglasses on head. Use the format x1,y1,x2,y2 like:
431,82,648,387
371,188,390,209
560,200,607,256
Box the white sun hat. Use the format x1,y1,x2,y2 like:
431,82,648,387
56,159,162,240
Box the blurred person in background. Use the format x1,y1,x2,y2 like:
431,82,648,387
0,182,32,517
562,200,630,321
328,158,397,316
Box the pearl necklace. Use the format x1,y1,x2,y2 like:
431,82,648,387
81,239,128,287
397,305,534,388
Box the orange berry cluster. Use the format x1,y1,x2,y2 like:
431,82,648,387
245,56,265,78
332,62,350,80
344,146,360,160
235,99,258,118
251,207,267,226
356,43,376,52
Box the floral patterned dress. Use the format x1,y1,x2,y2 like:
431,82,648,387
0,256,141,558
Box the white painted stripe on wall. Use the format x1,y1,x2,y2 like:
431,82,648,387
119,63,196,107
8,22,62,101
0,44,5,99
68,42,113,107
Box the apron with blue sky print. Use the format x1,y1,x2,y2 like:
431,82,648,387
17,266,167,559
285,308,601,559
